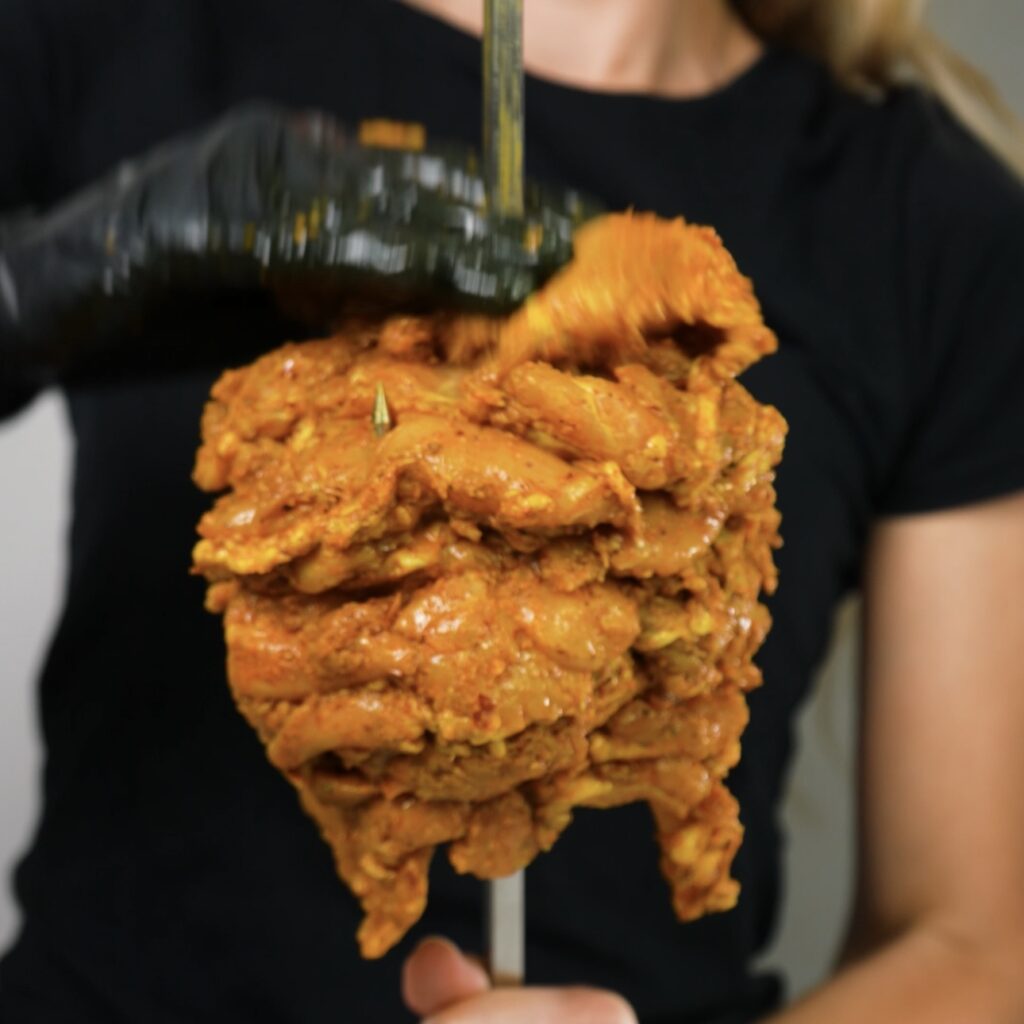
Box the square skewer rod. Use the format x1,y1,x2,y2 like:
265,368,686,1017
486,870,526,986
482,0,525,217
481,0,526,987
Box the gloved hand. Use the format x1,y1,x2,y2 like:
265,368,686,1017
0,103,596,414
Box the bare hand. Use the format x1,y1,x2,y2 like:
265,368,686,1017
401,936,638,1023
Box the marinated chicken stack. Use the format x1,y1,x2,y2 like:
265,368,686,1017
192,212,786,957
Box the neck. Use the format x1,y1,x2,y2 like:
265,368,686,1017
399,0,763,97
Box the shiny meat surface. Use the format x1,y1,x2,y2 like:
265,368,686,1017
193,212,786,957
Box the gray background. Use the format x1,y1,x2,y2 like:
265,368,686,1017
1,0,1021,996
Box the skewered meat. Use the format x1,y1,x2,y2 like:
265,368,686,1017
193,212,786,957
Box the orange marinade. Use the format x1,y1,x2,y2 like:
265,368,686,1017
192,213,786,957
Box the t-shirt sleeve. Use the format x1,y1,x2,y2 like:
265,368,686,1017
0,0,58,419
876,104,1024,516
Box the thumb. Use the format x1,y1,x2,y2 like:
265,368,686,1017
402,936,491,1017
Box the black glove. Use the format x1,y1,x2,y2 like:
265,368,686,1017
0,103,597,415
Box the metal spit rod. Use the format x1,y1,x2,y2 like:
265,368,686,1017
482,0,527,989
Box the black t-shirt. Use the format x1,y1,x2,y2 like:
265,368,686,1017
2,2,1024,1022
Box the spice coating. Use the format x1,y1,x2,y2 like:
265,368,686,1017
193,213,786,957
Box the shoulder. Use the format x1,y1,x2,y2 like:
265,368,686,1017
807,66,1024,245
873,88,1024,362
886,86,1024,255
791,61,1024,336
763,53,1023,278
841,85,1024,514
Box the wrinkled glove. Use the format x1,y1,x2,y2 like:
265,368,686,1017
0,103,597,414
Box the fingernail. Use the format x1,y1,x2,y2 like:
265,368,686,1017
417,934,460,954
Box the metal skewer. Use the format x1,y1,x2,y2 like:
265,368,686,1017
486,870,526,987
483,0,525,218
482,0,527,989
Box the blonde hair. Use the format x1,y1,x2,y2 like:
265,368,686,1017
731,0,1024,176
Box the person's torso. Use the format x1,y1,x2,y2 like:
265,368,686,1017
4,1,955,1021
